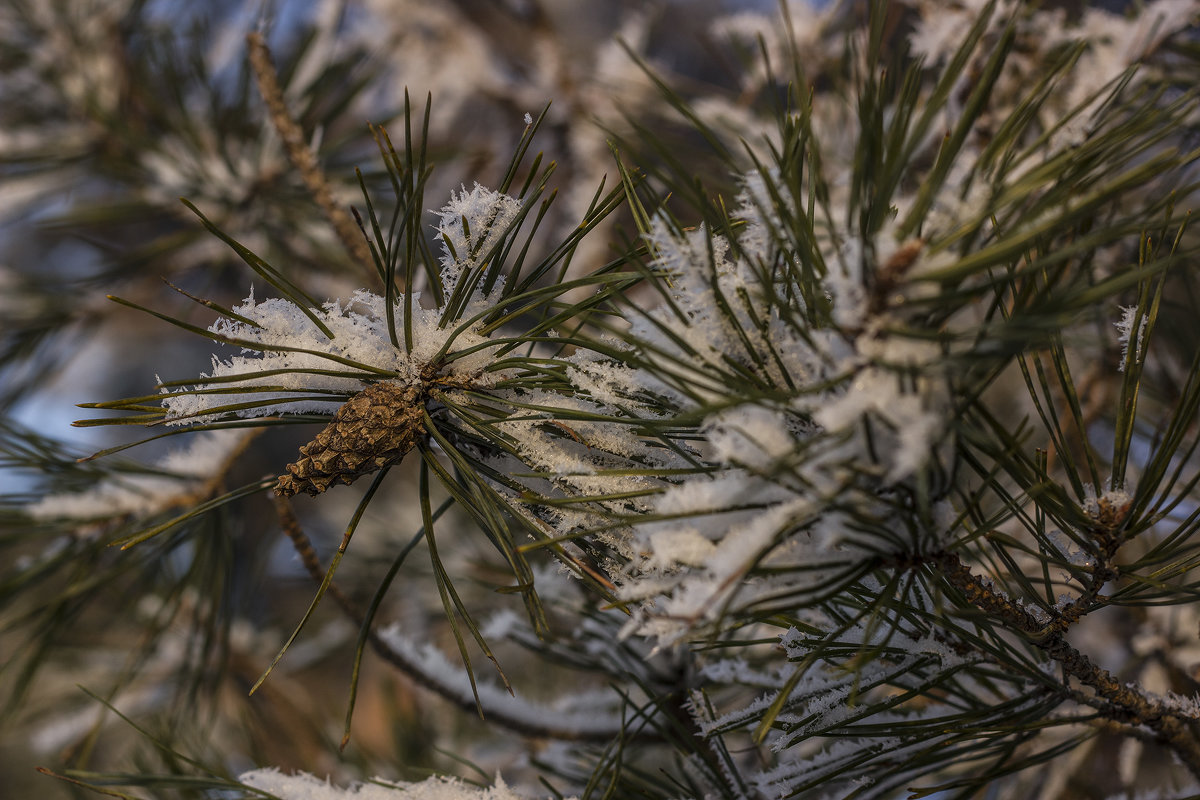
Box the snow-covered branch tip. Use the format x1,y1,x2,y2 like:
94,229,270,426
161,184,529,495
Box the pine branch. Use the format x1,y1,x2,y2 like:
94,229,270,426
932,550,1200,777
246,32,374,274
270,496,636,745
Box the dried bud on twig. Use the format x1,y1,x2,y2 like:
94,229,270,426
274,381,425,497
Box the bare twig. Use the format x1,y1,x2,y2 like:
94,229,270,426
246,32,374,273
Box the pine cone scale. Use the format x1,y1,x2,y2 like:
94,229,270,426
274,381,426,497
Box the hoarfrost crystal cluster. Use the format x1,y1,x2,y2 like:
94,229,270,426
518,177,958,644
161,187,525,426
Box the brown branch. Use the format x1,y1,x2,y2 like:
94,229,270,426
270,495,635,744
932,551,1200,778
246,32,374,274
1045,517,1124,637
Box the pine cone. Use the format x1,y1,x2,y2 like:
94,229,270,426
274,381,425,497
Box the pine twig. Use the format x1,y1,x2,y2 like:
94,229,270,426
246,32,374,274
270,495,636,744
932,551,1200,778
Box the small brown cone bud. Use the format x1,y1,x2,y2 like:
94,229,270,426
274,381,425,497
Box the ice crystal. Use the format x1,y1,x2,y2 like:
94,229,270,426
434,183,522,291
1115,305,1148,371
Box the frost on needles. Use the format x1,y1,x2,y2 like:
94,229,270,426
161,185,522,427
239,769,573,800
545,175,959,646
